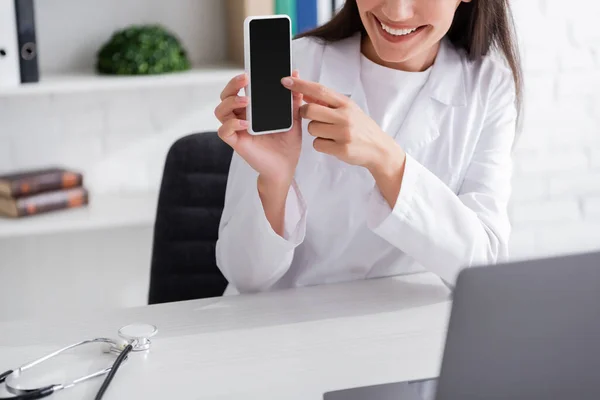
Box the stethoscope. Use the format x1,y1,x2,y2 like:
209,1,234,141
0,323,157,400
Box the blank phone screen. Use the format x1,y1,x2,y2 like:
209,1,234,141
249,18,292,133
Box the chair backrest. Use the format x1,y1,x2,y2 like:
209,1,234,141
148,132,233,305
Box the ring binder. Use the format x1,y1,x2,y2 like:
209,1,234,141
14,0,39,83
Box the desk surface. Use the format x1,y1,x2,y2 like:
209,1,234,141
0,273,451,400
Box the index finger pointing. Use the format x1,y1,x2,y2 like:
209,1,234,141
220,73,248,100
281,77,346,108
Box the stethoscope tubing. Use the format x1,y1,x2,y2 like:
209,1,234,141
0,371,12,384
0,338,126,400
1,324,156,400
0,382,55,399
93,344,132,400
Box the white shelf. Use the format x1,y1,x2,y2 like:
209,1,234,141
0,191,159,239
0,65,243,96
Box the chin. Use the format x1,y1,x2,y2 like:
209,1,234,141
365,12,439,68
372,30,440,69
376,47,417,64
373,41,422,64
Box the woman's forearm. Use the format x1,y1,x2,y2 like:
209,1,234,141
257,175,293,238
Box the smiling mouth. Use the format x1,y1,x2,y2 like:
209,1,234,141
374,16,427,37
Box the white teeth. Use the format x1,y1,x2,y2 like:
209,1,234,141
380,22,418,36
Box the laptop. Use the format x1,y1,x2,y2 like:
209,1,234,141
324,251,600,400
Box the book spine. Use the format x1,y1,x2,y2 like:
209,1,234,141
15,187,89,217
275,0,297,36
14,0,39,83
225,0,275,66
247,0,274,16
10,171,83,198
297,0,318,34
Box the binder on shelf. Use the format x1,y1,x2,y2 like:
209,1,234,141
297,0,318,34
14,0,39,83
275,0,297,36
317,0,333,26
225,0,274,66
0,0,20,88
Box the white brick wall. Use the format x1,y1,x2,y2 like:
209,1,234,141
549,172,600,197
509,0,600,260
583,197,600,220
0,84,224,194
0,139,14,173
592,150,600,169
509,200,581,225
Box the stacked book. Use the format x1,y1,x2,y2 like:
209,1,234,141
0,167,89,218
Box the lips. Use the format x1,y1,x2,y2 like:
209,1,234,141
372,15,427,43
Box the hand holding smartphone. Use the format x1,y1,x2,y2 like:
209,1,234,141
214,14,301,186
244,15,294,135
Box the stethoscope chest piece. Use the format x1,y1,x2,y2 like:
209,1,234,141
116,323,158,352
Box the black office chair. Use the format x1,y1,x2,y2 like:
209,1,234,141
148,132,233,305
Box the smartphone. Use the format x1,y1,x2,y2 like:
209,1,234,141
244,15,293,135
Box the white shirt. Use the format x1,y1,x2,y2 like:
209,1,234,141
360,53,432,139
217,34,516,295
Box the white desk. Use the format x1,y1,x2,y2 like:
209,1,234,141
0,273,452,400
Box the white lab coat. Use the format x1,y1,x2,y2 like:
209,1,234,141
216,33,516,295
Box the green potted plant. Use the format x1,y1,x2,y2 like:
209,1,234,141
95,24,191,75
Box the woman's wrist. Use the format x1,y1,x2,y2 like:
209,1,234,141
368,140,406,182
257,174,293,196
368,141,407,209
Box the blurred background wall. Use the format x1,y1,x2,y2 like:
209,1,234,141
0,0,599,320
509,0,600,259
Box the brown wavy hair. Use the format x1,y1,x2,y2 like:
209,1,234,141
297,0,524,127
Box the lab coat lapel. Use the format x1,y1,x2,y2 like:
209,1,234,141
395,39,467,153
